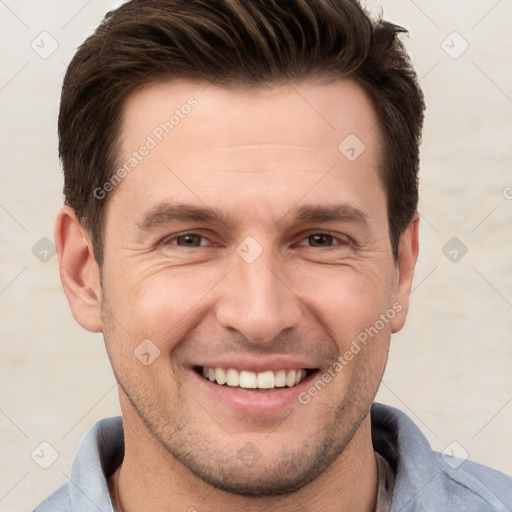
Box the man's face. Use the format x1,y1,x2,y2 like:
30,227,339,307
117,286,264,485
98,79,413,495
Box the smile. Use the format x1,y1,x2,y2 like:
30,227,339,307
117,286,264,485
197,366,314,390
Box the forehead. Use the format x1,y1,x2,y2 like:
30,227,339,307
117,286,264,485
120,78,381,163
110,79,384,226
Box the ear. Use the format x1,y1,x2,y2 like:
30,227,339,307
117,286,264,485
54,206,103,333
390,213,419,334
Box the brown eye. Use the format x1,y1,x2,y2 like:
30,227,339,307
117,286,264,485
307,234,335,247
174,234,204,247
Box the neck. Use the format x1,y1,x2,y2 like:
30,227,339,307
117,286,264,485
110,406,378,512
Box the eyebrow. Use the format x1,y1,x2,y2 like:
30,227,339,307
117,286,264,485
137,203,231,231
137,202,369,231
293,204,369,226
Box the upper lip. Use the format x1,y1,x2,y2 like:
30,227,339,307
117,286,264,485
192,356,319,373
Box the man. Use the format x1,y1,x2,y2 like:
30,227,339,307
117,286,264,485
36,0,511,510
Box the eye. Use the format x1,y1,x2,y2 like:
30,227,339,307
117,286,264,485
164,232,209,247
297,233,349,248
306,234,334,247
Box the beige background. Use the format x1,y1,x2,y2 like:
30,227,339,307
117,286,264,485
1,1,511,510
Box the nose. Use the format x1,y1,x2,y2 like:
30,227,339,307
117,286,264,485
215,251,302,346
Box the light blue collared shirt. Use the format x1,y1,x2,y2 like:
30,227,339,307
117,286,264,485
34,403,512,511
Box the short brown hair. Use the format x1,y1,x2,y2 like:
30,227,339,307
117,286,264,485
59,0,425,265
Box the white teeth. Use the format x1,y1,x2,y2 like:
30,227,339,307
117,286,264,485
286,369,296,387
274,370,286,387
215,368,227,385
239,370,257,389
200,367,308,389
226,368,239,386
257,371,274,389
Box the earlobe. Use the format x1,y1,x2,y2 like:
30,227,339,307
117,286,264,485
390,213,420,334
54,206,103,333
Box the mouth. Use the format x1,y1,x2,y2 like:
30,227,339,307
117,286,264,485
194,366,318,391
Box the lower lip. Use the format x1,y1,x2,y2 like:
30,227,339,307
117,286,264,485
192,370,318,416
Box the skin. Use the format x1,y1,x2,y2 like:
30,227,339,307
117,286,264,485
55,79,419,511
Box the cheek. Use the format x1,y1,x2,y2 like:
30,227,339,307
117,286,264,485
294,264,394,341
102,263,225,347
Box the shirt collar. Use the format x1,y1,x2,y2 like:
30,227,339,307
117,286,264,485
68,416,123,511
371,402,510,511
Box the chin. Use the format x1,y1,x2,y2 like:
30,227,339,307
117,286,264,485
158,425,353,498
